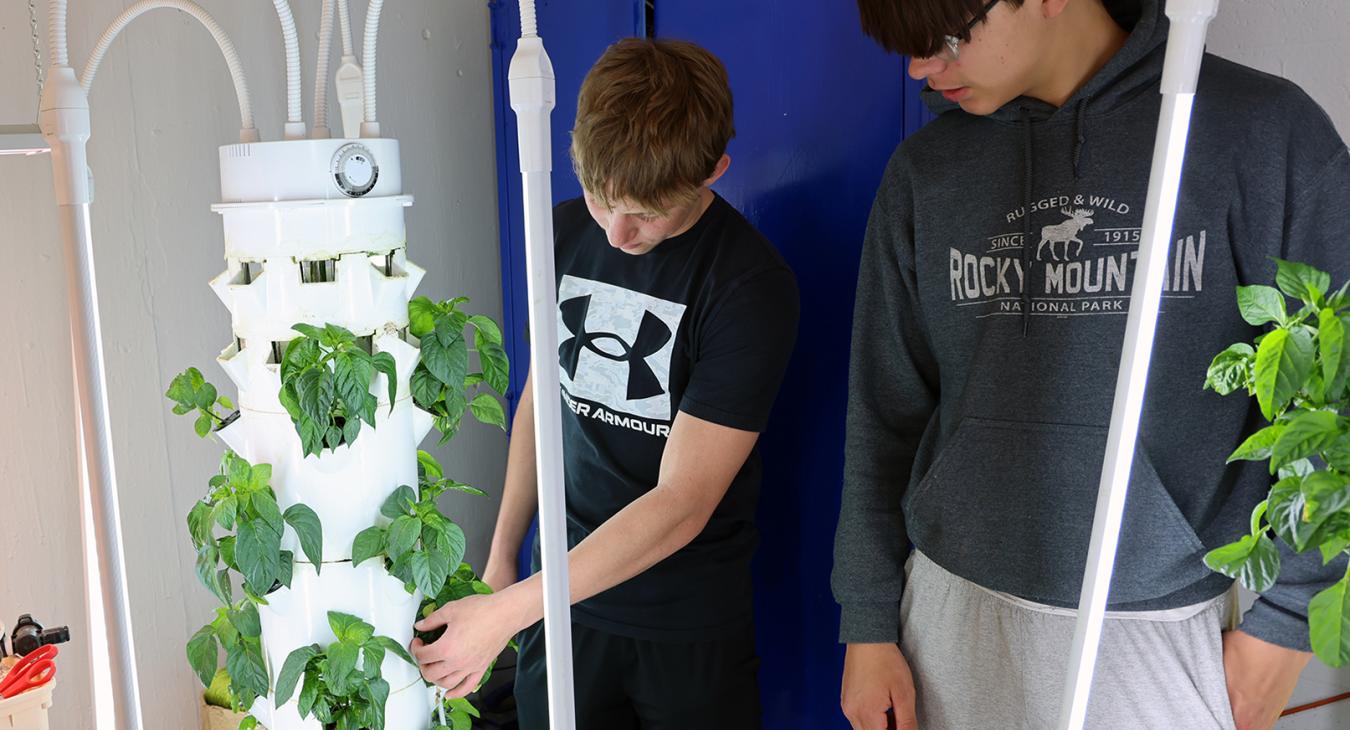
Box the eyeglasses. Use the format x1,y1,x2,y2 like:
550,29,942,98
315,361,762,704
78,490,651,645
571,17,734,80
939,0,1003,61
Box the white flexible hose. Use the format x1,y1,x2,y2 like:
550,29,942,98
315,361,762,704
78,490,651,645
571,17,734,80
520,0,537,37
48,0,68,66
80,0,256,140
338,0,355,56
271,0,304,133
313,0,335,135
362,0,384,125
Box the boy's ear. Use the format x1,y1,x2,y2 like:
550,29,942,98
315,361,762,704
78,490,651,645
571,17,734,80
703,154,732,187
1041,0,1071,20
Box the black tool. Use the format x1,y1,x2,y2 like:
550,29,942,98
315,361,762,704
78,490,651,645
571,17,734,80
11,615,70,657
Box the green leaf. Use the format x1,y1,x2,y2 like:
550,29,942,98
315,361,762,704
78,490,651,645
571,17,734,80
1275,259,1332,306
218,535,237,570
230,601,263,639
235,518,283,595
1303,471,1350,520
449,696,481,718
386,515,421,562
1238,285,1288,326
410,549,447,598
1228,425,1284,464
274,644,320,705
213,496,238,531
224,642,269,700
443,481,487,497
351,526,386,566
283,503,325,570
327,641,360,695
196,544,230,605
478,342,510,395
238,716,258,730
1271,411,1343,471
1269,475,1312,550
298,667,321,718
277,550,295,589
195,413,213,438
1206,343,1256,396
327,612,371,643
365,677,390,730
1327,434,1350,473
1279,458,1317,481
410,367,443,409
1204,533,1281,592
186,624,219,687
372,635,416,666
468,315,503,346
469,393,507,429
188,501,214,546
1254,327,1315,420
409,297,438,338
1323,308,1349,399
422,327,468,388
417,450,444,480
372,351,398,412
1323,536,1350,565
252,491,284,534
380,486,417,519
1309,571,1350,667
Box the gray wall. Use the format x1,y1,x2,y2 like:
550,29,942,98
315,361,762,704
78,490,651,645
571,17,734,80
0,1,505,727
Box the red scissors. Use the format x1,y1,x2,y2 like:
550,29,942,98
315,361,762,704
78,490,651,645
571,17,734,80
0,645,58,699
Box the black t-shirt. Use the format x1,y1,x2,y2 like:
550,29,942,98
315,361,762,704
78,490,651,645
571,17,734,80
538,194,799,640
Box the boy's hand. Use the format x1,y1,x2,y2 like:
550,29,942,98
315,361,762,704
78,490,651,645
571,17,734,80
842,642,918,730
1223,629,1309,730
412,592,521,698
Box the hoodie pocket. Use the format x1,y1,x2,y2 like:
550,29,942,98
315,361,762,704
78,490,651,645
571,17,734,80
904,416,1212,606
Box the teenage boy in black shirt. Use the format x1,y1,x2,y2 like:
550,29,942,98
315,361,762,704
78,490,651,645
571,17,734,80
412,38,799,729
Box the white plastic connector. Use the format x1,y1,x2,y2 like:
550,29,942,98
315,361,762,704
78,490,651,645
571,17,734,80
508,36,556,174
335,55,364,139
38,66,91,205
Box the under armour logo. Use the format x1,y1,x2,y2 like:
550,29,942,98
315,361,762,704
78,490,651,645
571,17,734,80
559,294,673,401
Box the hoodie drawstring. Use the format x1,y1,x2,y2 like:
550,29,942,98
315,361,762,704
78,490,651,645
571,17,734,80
1072,97,1089,180
1020,106,1034,336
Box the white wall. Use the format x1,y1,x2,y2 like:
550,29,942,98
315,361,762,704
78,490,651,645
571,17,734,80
0,1,506,727
1209,2,1350,727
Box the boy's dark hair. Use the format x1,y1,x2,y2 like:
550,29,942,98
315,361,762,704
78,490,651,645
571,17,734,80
855,0,1027,57
571,38,735,214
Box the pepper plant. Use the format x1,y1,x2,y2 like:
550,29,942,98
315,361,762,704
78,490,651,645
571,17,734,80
408,296,509,443
1202,259,1350,665
187,450,325,603
350,451,478,598
271,611,417,730
167,366,238,437
186,598,270,717
279,323,399,457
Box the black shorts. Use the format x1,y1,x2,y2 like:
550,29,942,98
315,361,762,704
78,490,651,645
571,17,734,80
514,619,761,729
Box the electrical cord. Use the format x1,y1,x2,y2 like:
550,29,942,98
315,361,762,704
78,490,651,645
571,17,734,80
79,0,258,142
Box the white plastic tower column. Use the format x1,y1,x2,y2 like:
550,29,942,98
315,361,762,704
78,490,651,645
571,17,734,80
211,137,436,730
1057,2,1221,728
508,2,578,728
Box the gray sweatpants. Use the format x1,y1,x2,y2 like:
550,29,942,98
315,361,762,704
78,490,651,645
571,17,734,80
901,551,1237,730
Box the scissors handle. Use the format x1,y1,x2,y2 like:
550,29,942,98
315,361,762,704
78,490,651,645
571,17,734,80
0,646,59,698
0,659,55,698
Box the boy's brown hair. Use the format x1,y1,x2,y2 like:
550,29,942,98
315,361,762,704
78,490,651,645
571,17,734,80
570,38,735,214
856,0,1027,58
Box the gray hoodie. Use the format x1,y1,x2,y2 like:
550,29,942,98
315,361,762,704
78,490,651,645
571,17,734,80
832,0,1350,651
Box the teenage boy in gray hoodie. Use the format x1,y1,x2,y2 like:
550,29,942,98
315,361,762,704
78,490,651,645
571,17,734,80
832,0,1350,728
